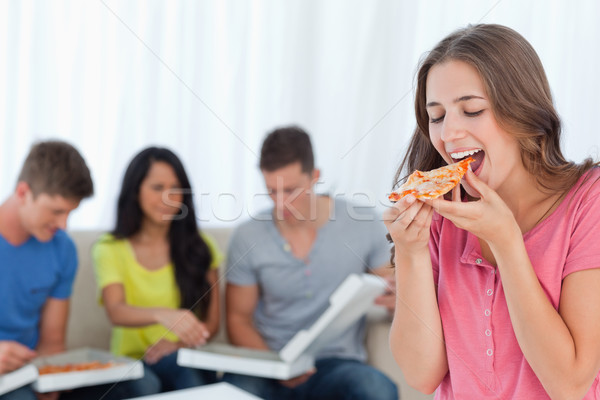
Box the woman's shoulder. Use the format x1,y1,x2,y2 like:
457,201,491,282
94,233,129,252
91,233,133,269
199,231,225,268
554,166,600,222
199,231,216,247
96,232,123,244
569,166,600,202
583,166,600,182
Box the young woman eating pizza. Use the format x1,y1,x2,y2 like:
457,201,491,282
384,24,600,399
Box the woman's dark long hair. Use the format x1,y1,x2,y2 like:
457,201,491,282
112,147,212,317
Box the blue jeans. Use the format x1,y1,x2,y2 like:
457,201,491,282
144,351,216,392
223,358,398,400
0,386,36,400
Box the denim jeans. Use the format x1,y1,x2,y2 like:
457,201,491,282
0,386,36,400
223,357,398,400
144,351,217,392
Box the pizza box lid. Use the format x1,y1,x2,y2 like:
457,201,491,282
279,273,386,362
177,273,386,379
0,364,39,395
31,348,144,393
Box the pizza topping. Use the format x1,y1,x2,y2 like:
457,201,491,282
451,149,484,173
38,361,117,375
388,157,474,202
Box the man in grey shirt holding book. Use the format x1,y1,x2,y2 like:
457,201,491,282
224,126,397,400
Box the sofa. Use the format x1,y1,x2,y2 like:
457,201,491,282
65,229,433,400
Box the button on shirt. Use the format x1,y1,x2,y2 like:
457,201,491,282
429,168,600,399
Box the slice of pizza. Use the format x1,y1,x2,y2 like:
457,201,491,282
388,157,474,202
38,361,116,375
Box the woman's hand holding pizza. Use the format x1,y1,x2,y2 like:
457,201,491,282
424,170,520,247
385,157,473,257
383,194,435,257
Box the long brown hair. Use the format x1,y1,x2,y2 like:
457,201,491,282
394,24,596,192
112,147,212,318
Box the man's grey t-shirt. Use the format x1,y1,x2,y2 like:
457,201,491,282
226,197,390,361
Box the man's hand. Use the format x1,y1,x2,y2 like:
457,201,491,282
278,369,316,388
375,274,396,315
0,340,36,374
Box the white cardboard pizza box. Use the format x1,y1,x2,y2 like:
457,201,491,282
125,382,263,399
0,364,39,395
31,348,144,393
177,273,386,380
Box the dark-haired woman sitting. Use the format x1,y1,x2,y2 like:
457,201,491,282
93,147,222,394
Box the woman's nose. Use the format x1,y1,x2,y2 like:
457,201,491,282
440,112,466,143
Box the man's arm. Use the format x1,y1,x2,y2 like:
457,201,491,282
371,264,396,314
31,299,67,400
371,264,393,278
203,269,221,337
36,298,69,356
226,283,269,350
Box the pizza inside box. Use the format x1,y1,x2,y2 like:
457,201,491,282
178,273,386,380
0,364,38,395
32,348,144,393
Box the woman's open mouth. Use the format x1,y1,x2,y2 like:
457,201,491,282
450,149,485,174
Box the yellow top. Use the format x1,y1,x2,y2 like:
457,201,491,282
92,232,223,359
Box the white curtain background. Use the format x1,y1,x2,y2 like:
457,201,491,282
1,0,599,230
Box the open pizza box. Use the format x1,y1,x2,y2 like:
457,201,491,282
31,348,144,393
0,364,39,395
177,273,386,380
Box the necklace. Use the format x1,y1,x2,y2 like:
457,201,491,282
534,192,564,227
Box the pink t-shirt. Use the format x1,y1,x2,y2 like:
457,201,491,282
430,168,600,399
